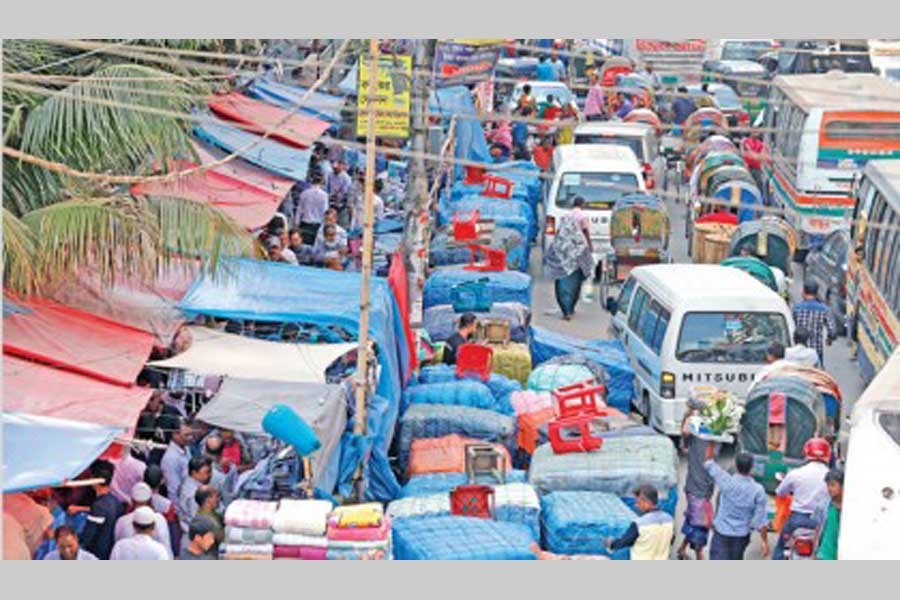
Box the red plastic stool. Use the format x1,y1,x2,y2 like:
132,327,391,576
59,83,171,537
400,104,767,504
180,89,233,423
456,343,493,382
552,380,608,419
453,210,481,241
481,175,513,199
548,414,605,454
464,244,507,272
450,484,495,519
464,166,486,185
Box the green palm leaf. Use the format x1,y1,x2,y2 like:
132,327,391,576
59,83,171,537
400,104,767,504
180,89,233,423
2,207,38,295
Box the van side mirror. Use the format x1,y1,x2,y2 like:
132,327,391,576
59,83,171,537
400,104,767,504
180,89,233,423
606,297,618,314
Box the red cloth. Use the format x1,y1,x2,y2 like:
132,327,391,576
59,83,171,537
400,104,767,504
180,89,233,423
208,92,330,149
388,250,417,377
695,212,739,226
533,146,553,171
741,137,764,170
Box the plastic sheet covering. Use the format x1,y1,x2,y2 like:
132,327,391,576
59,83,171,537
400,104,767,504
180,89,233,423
3,355,152,430
398,470,528,498
408,434,512,477
528,363,597,393
430,227,526,272
194,379,347,493
529,327,635,413
528,435,679,495
422,303,531,344
149,326,354,383
2,412,120,493
440,196,535,244
3,297,155,386
193,113,311,181
246,78,345,123
388,250,418,375
541,491,635,558
423,268,532,309
429,86,491,179
191,141,295,199
177,258,410,501
415,365,521,413
392,516,536,560
402,380,506,414
398,405,517,472
207,92,330,149
387,482,541,538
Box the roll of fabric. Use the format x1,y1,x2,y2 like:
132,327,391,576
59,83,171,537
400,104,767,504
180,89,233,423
224,500,279,530
272,499,333,536
225,526,274,545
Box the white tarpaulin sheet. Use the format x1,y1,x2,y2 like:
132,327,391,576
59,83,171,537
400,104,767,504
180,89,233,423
194,378,347,492
148,326,354,383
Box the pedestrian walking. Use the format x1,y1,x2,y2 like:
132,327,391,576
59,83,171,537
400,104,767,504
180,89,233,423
543,197,595,321
815,468,844,560
792,281,837,367
677,404,716,560
705,452,770,560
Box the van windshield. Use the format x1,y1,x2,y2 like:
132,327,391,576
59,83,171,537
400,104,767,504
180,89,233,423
676,312,789,364
721,41,772,61
556,172,640,209
572,135,645,162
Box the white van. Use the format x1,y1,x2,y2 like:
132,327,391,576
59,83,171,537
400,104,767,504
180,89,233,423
607,264,794,435
544,145,645,270
572,121,662,190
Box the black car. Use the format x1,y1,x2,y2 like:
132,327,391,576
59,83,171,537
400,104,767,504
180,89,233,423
804,230,850,336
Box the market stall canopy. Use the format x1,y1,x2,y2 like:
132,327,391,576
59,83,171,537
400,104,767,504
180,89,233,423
191,141,295,200
193,113,311,181
2,412,121,493
3,354,152,430
207,92,330,149
194,378,347,493
246,78,346,123
131,160,284,231
2,298,155,386
148,326,354,383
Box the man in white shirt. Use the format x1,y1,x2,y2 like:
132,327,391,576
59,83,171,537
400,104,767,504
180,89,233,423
110,452,147,504
42,526,98,560
160,419,192,503
178,456,213,548
114,483,172,558
315,208,349,248
109,507,170,560
784,327,821,368
772,437,832,560
296,173,329,243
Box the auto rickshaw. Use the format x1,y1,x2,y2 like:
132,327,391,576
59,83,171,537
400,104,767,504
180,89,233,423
609,193,670,281
728,217,799,277
740,375,830,493
599,56,633,87
720,255,780,293
624,108,663,135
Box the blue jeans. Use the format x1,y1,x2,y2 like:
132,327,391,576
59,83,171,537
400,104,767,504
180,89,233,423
772,511,818,560
710,531,750,560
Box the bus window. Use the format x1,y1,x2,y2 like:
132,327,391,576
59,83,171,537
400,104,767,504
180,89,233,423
825,120,900,141
628,287,649,331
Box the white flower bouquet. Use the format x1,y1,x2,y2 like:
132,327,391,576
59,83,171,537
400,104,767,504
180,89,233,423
687,386,744,443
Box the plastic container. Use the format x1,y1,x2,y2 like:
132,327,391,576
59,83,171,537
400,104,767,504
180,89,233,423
464,244,507,272
450,484,495,519
262,403,321,457
482,175,514,199
456,344,494,382
548,414,605,454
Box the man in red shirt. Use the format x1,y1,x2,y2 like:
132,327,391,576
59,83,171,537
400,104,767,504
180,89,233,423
532,136,554,171
741,133,766,194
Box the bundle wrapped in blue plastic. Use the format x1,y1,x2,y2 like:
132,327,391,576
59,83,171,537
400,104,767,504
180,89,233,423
440,195,536,243
398,470,528,498
397,404,517,472
401,379,509,415
422,303,531,344
387,482,541,539
541,491,635,558
424,269,532,309
527,363,598,393
530,423,660,463
528,435,679,496
392,516,537,560
430,227,526,272
530,327,635,413
415,365,520,414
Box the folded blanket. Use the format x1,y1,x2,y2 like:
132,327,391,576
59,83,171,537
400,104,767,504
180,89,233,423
225,526,273,545
273,499,333,536
272,533,328,548
330,502,384,529
221,543,274,555
223,553,272,560
274,545,327,560
224,500,279,530
326,543,391,560
327,516,391,542
326,538,391,551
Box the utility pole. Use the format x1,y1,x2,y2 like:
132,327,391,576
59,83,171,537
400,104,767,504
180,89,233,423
404,38,435,328
352,37,379,500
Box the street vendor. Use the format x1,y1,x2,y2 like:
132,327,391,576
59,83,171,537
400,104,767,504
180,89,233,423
442,312,478,366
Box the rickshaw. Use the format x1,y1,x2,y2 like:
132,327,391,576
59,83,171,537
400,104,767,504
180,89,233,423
683,108,729,152
710,179,763,223
691,151,746,196
685,134,738,177
720,255,779,293
609,193,670,281
698,163,754,199
740,375,830,493
599,56,633,87
616,73,655,110
728,217,799,278
754,363,843,434
624,108,663,135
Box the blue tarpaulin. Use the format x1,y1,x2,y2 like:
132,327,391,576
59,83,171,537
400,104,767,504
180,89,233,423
177,258,409,501
3,412,120,493
245,79,346,123
429,86,491,178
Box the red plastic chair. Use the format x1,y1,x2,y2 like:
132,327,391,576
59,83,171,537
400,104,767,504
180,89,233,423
456,344,493,382
552,380,608,419
548,414,605,454
464,166,486,185
450,485,495,519
464,244,507,272
481,175,513,199
453,210,481,242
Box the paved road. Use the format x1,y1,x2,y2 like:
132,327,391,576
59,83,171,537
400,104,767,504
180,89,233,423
529,186,865,559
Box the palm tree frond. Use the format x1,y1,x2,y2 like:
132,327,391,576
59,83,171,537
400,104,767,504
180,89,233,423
2,155,65,216
2,207,39,295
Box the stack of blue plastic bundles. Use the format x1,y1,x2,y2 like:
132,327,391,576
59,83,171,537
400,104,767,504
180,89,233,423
440,195,535,244
422,303,531,344
430,227,526,272
397,404,517,472
527,363,598,393
398,470,528,498
529,326,635,413
401,379,501,413
415,365,520,414
423,268,532,309
541,492,635,559
393,516,536,560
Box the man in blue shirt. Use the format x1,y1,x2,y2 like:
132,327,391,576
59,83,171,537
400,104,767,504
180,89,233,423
615,92,634,119
705,452,770,560
535,56,555,82
549,50,566,81
80,459,125,560
671,86,696,125
512,107,531,156
792,281,837,367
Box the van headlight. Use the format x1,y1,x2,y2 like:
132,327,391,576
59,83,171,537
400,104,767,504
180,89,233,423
661,371,676,399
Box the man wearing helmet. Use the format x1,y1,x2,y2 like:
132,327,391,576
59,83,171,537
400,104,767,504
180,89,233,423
771,437,832,559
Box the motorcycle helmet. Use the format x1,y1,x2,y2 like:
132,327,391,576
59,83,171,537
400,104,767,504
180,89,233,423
803,437,831,462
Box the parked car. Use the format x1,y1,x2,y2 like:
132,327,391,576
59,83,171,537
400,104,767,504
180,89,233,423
804,229,850,336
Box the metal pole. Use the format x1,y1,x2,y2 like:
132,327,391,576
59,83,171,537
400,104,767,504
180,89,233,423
353,38,380,441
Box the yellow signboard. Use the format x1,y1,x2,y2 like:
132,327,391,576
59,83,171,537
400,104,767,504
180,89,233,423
356,55,412,139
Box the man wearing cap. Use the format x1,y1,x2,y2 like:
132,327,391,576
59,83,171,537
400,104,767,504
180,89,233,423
109,507,170,560
606,484,674,560
179,516,218,560
113,483,172,557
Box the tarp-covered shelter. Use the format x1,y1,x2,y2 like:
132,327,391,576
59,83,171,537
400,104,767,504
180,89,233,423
207,92,330,149
246,78,346,123
429,86,492,178
191,141,295,200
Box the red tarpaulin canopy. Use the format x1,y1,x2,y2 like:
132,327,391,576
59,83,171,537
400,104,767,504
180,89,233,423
131,161,284,230
3,298,155,386
3,355,151,431
388,250,417,377
207,92,331,149
191,141,295,200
